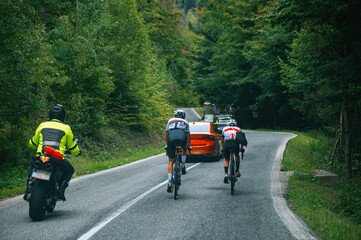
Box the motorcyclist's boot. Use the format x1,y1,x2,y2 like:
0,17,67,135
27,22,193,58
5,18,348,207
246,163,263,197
23,178,32,201
23,185,31,201
58,181,69,201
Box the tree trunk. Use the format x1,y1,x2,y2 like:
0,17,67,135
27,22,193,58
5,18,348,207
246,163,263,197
338,109,344,161
343,103,352,177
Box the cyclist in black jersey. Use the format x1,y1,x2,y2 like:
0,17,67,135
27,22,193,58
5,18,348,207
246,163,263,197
165,110,191,192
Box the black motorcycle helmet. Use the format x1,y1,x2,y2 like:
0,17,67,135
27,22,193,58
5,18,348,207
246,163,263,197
49,104,66,122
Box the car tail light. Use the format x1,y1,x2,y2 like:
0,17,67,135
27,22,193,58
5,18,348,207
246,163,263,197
191,139,208,145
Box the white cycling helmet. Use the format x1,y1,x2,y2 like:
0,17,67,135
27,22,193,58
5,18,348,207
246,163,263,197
228,119,237,126
174,110,186,119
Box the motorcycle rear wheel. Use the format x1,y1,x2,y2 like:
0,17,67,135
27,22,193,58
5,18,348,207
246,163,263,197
29,181,47,221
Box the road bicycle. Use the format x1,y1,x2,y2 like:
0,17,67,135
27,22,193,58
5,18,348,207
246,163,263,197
229,148,244,195
172,145,191,200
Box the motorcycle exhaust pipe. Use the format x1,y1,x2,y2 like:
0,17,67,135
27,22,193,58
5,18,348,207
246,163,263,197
44,162,53,171
33,160,43,169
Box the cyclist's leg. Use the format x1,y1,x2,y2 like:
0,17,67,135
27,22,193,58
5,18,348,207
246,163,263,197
234,143,241,177
167,142,176,192
224,157,229,173
168,157,174,180
223,141,231,183
167,157,174,192
181,145,187,174
224,141,232,173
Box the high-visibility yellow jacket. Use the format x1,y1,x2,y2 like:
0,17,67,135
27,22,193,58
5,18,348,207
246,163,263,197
29,119,80,158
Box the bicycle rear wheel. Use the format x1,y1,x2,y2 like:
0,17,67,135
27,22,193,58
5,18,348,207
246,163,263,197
173,155,181,200
230,153,235,195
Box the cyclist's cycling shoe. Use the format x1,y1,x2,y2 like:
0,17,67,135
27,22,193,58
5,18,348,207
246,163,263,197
224,174,229,184
167,182,172,193
181,164,186,175
236,171,241,178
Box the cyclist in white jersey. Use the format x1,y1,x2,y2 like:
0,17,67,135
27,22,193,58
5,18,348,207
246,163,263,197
221,120,245,183
165,110,191,192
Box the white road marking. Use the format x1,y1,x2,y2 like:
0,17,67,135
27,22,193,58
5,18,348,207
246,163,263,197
77,163,201,240
271,133,318,240
72,153,166,183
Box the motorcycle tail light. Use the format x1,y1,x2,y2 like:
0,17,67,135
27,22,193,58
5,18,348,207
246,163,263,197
40,156,50,162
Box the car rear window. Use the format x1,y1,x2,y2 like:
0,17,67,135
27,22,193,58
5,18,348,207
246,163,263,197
189,124,210,133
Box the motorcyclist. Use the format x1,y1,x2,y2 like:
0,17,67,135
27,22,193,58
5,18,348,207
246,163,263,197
221,120,244,183
24,104,81,201
165,110,191,192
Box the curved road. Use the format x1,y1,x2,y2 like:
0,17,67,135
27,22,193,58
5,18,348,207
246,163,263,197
0,108,318,240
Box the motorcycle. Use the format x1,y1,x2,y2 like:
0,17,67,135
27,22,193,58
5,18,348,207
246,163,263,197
27,153,62,221
27,139,82,221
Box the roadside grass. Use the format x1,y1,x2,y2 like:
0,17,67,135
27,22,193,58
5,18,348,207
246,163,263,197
0,128,166,200
283,132,361,240
70,143,164,176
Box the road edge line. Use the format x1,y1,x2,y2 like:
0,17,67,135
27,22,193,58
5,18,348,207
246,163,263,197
271,133,318,240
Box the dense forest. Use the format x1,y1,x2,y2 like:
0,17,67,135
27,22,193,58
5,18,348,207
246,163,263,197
1,0,360,180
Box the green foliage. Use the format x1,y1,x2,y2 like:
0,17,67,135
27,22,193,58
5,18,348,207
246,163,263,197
138,0,200,107
1,0,190,167
0,1,38,127
192,0,301,129
0,162,28,190
287,175,361,240
337,179,361,223
284,131,361,239
276,0,361,177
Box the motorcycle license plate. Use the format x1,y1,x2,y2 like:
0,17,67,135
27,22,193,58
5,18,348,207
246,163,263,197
32,169,51,180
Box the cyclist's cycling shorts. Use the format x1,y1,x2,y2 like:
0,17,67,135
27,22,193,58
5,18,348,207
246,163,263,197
224,140,240,160
167,129,187,159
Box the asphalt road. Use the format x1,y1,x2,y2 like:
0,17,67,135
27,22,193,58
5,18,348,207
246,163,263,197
0,108,318,240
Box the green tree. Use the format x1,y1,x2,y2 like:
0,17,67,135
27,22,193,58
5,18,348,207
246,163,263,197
276,0,361,176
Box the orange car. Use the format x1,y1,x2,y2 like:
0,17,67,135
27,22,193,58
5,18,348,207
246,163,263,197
188,121,222,161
